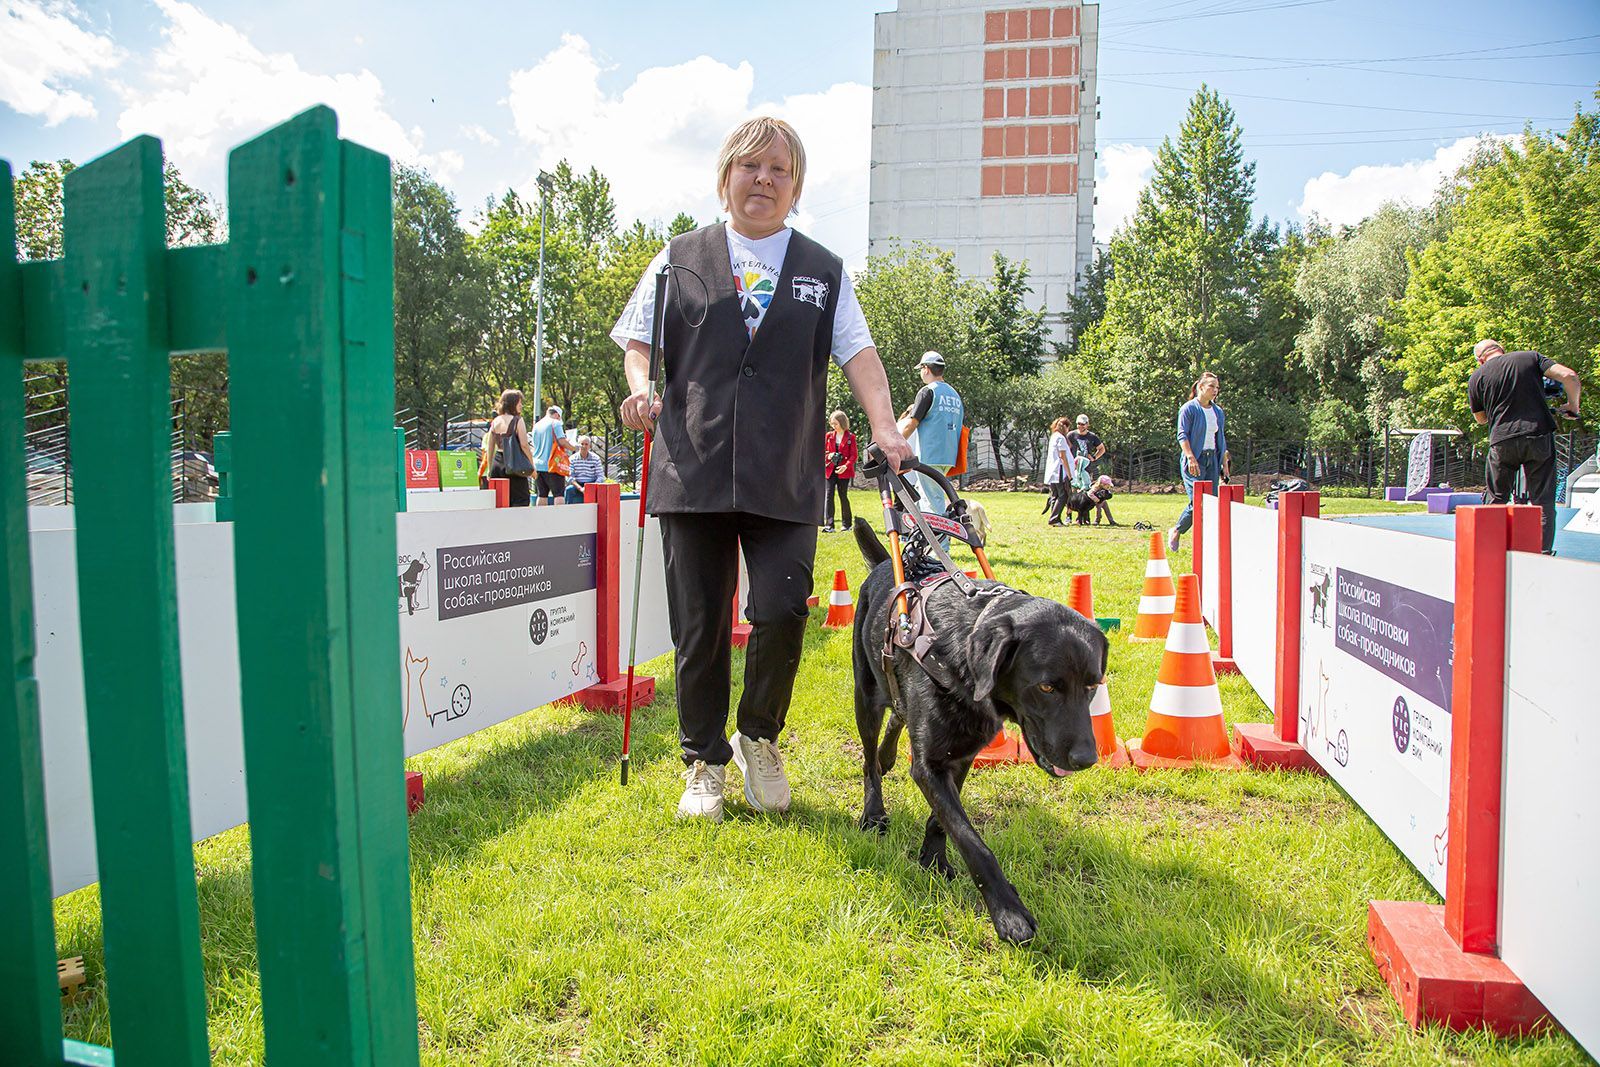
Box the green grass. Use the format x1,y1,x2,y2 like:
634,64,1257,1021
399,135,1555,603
55,493,1590,1065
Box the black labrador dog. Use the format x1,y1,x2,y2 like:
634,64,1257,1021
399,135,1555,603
850,519,1105,943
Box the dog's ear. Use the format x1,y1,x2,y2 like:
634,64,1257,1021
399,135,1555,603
1097,626,1109,682
968,611,1016,704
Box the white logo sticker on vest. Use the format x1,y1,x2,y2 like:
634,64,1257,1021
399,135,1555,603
791,276,829,309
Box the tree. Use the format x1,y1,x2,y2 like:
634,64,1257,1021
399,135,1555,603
1081,86,1266,447
1062,249,1111,356
964,253,1048,476
1392,100,1599,433
393,164,487,445
1294,205,1442,434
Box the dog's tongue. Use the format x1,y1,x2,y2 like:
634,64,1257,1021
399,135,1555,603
1050,766,1069,778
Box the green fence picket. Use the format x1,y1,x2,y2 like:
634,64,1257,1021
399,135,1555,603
227,106,419,1067
63,137,211,1064
1,161,69,1067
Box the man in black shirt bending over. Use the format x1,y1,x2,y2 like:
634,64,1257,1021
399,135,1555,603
1467,338,1582,553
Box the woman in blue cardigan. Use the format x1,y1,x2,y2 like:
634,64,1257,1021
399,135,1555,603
1170,371,1231,551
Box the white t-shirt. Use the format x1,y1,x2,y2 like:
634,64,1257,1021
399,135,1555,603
1044,431,1069,484
610,226,873,366
1203,405,1219,450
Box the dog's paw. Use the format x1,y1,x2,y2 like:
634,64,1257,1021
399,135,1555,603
918,848,957,880
859,811,890,836
990,904,1038,944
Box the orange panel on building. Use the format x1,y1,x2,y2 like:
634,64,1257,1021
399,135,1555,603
984,88,1004,119
1006,9,1027,39
1028,86,1049,116
985,10,1005,42
981,166,1004,197
1029,7,1051,38
1029,47,1050,78
1003,125,1026,157
1006,48,1027,78
983,50,1005,80
1007,88,1026,116
1046,163,1074,195
1026,126,1049,155
1049,123,1079,156
1002,165,1025,195
1054,6,1078,37
1025,164,1047,195
1050,84,1075,115
981,127,1003,157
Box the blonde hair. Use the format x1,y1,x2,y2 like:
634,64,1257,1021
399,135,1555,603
715,117,807,214
830,410,850,432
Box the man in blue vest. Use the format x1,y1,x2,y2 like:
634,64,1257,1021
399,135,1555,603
898,351,964,531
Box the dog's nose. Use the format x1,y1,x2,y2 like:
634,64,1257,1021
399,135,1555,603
1066,738,1098,772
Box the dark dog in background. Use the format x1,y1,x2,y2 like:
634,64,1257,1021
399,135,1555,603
850,519,1105,943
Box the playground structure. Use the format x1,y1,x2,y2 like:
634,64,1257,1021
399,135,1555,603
1194,481,1597,1053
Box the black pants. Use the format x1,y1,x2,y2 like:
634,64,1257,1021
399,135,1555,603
658,512,817,766
824,475,852,528
1484,432,1557,553
491,468,532,506
1046,482,1070,523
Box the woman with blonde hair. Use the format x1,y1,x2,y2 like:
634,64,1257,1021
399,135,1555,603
611,116,912,821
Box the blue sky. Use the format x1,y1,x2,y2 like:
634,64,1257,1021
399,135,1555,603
3,0,1597,268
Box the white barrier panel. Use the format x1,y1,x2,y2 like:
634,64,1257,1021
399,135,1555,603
1229,501,1278,705
405,488,497,512
37,503,674,897
35,520,249,898
395,505,599,757
1499,552,1600,1057
617,504,672,677
1200,491,1220,627
1300,518,1454,893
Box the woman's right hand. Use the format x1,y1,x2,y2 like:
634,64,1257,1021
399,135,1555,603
619,387,662,431
1186,455,1200,477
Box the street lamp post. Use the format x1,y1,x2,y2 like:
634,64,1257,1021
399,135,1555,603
533,170,554,414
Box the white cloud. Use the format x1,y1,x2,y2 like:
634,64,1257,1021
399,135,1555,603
1298,134,1518,228
1094,144,1155,242
115,0,455,190
461,123,500,148
504,35,871,267
0,0,120,125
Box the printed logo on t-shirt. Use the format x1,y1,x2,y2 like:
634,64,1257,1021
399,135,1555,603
792,275,829,309
733,253,782,337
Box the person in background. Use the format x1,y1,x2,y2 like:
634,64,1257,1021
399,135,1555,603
529,404,566,505
1468,338,1582,554
564,435,606,504
1170,371,1230,551
485,390,536,507
1044,415,1072,527
1065,413,1105,476
897,351,964,526
822,410,858,532
1089,474,1119,526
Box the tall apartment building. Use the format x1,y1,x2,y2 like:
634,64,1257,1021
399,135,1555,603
869,0,1099,343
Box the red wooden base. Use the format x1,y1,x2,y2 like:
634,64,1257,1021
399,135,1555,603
1210,653,1241,676
404,770,424,815
1125,739,1246,771
1232,722,1325,773
1367,901,1550,1036
574,675,656,712
1099,742,1133,770
731,622,753,648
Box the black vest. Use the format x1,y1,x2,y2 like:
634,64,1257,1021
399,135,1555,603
650,223,842,525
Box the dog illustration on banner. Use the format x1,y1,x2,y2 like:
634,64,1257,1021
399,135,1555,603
398,552,431,616
1307,566,1331,627
403,647,471,729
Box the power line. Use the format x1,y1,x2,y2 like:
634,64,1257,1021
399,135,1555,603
1100,76,1578,121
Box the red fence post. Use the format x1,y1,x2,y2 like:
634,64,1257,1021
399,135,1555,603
1234,490,1321,772
575,482,654,712
1212,483,1244,675
1365,503,1548,1036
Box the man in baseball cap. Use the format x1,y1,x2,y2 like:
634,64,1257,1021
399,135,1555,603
898,351,964,532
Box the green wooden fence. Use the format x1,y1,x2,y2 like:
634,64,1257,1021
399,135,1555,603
1,107,420,1066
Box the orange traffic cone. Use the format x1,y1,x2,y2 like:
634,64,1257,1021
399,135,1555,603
1127,573,1244,771
731,582,752,649
973,726,1036,767
823,569,855,629
1129,532,1176,642
1069,574,1130,768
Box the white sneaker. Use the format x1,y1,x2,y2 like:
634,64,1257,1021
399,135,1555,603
677,760,725,822
1168,527,1181,552
731,732,791,813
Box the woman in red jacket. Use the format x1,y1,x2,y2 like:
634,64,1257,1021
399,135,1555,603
822,409,858,532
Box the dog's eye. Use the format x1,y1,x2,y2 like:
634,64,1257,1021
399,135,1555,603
1038,683,1054,693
